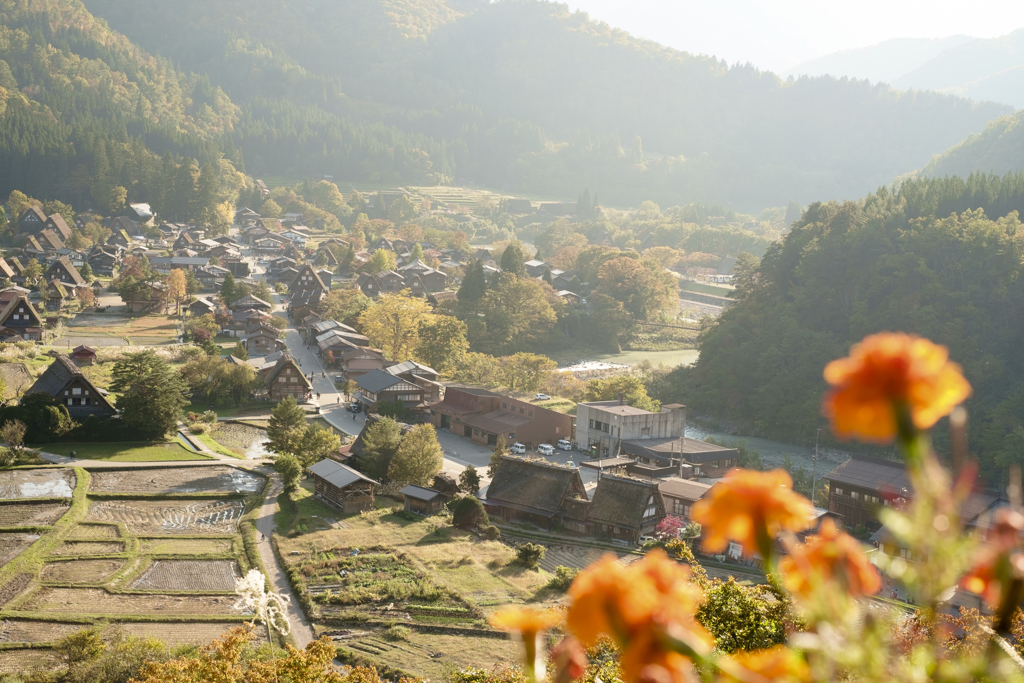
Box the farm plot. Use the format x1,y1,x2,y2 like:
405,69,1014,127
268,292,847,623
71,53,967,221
0,619,87,643
0,533,41,564
138,537,233,555
130,560,239,591
51,541,125,556
68,523,119,539
119,622,266,646
0,469,74,499
17,587,246,616
41,559,126,583
86,499,246,535
0,503,69,527
89,467,262,495
0,649,59,674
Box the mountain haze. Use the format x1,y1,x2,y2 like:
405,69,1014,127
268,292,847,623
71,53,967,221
785,36,974,86
81,0,1009,211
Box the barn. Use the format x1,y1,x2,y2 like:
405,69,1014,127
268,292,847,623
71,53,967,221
399,485,445,516
308,459,376,514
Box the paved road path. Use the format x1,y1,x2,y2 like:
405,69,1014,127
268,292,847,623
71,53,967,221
254,472,316,649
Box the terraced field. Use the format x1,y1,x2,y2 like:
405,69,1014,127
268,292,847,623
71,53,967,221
0,503,70,527
86,499,246,534
130,560,239,591
0,469,74,499
89,467,262,495
18,587,244,616
0,534,40,564
40,559,126,583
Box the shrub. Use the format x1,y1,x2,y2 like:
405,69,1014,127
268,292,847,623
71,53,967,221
547,565,579,592
189,423,207,434
483,525,501,540
383,625,410,641
514,543,545,570
452,496,488,529
201,410,218,424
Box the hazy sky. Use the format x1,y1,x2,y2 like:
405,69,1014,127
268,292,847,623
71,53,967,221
566,1,1024,73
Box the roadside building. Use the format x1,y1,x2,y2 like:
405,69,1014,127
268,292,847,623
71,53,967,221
585,474,665,544
426,387,571,448
658,477,713,520
482,456,588,529
575,399,687,458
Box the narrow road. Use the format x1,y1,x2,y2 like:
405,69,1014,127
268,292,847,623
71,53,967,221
254,473,316,649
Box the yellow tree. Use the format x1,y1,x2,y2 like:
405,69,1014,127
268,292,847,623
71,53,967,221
357,289,433,361
166,269,187,314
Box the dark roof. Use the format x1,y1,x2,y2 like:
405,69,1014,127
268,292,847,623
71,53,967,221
47,256,86,286
824,456,909,493
308,459,377,488
72,345,96,355
463,410,532,434
400,485,443,502
485,455,587,516
25,355,116,413
356,369,402,394
0,295,42,328
264,354,312,389
586,474,664,530
621,437,738,464
0,363,31,398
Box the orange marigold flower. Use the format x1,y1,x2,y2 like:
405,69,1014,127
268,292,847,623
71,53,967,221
566,550,711,683
718,645,810,683
489,605,563,639
780,518,881,598
822,332,971,443
691,468,813,557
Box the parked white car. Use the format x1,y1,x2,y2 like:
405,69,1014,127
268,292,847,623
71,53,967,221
533,393,551,401
510,442,526,454
557,439,572,451
537,444,555,456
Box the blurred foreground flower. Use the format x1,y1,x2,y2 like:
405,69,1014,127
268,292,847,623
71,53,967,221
822,332,971,444
234,568,291,637
780,517,881,599
717,645,810,683
489,606,563,682
567,550,711,683
691,468,812,563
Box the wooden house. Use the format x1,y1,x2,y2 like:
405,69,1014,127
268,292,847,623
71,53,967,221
25,354,116,418
46,256,86,288
17,207,46,233
71,345,97,366
44,215,73,241
399,485,446,516
262,354,312,401
241,324,282,356
0,258,16,282
585,475,665,544
188,298,218,318
308,459,376,513
46,282,69,311
107,230,131,248
355,369,427,413
0,295,43,340
482,456,588,530
87,248,119,276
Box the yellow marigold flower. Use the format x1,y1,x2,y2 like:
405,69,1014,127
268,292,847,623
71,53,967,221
566,550,711,683
822,332,971,443
780,518,881,598
691,468,812,557
718,645,810,683
489,605,563,638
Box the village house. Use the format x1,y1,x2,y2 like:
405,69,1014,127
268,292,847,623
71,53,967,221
0,258,16,282
397,260,447,292
482,456,588,530
658,477,713,520
308,459,377,513
46,282,69,311
46,256,86,289
17,207,46,232
355,369,428,415
0,295,43,341
122,281,167,313
106,230,131,249
25,354,116,418
620,437,740,480
87,248,120,277
261,353,313,401
188,298,218,318
43,215,73,241
427,387,572,448
356,270,405,297
39,228,66,252
241,324,283,356
584,474,666,544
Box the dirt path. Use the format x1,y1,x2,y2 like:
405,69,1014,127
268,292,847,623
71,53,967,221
254,473,315,649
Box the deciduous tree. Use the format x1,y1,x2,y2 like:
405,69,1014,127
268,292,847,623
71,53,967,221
387,423,443,486
267,397,307,456
358,289,433,361
357,417,402,481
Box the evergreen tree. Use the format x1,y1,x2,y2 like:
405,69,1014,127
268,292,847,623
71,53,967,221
298,423,341,468
232,342,249,360
220,272,237,305
358,417,402,481
458,465,480,493
457,259,487,303
488,434,508,477
453,496,488,528
267,396,307,456
197,162,220,226
109,351,190,438
499,243,527,277
79,263,93,282
576,188,592,220
275,453,303,492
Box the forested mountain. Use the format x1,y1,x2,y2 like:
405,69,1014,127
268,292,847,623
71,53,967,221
922,110,1024,179
670,172,1024,482
82,0,1008,210
0,0,241,206
788,29,1024,109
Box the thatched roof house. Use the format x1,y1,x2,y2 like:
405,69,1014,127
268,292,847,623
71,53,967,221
481,455,587,529
586,474,666,544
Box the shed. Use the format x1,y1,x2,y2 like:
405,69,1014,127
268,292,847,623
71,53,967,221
307,459,377,514
71,345,97,366
399,485,445,516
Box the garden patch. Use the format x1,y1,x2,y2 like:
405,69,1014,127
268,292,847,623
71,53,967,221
17,587,247,616
130,560,240,591
40,559,126,583
86,499,246,534
89,466,262,495
0,534,41,564
0,503,69,527
51,541,125,556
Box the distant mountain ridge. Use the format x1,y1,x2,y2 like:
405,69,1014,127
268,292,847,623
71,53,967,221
788,30,1024,109
77,0,1009,211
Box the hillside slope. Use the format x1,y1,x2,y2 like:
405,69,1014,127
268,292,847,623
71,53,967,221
83,0,1009,210
784,36,973,87
0,0,239,204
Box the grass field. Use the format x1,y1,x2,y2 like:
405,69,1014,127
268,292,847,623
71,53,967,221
65,313,181,343
41,441,212,462
679,280,736,298
194,432,245,459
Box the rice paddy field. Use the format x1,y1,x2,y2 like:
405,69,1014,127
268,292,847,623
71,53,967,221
0,465,269,675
